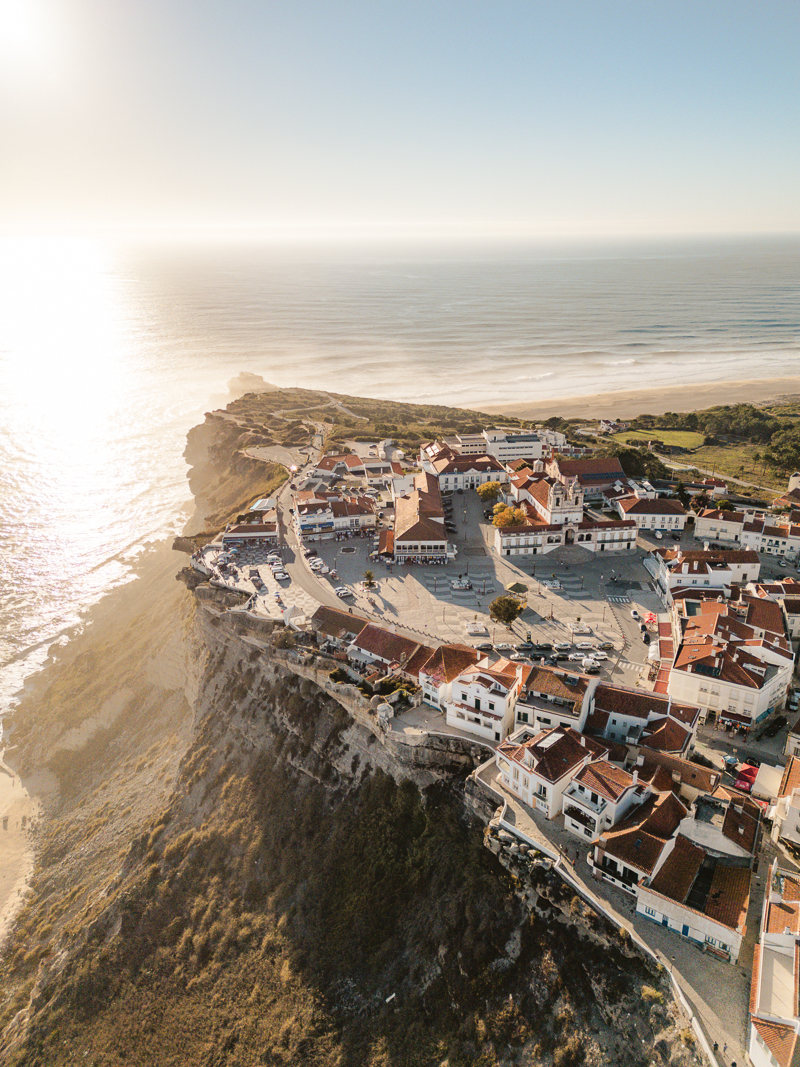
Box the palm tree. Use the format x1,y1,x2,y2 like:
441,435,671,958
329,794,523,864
363,570,375,588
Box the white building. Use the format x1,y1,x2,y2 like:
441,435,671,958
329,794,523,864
615,495,688,533
493,518,637,557
506,469,584,526
513,666,598,732
694,508,746,544
495,725,609,819
445,660,526,742
772,758,800,848
651,547,761,602
742,514,800,560
393,471,454,563
586,684,700,754
418,644,482,709
749,861,800,1067
588,789,687,895
636,832,751,963
481,429,547,464
667,595,794,729
562,761,650,842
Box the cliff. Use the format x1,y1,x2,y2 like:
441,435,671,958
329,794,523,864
181,411,286,537
0,394,706,1066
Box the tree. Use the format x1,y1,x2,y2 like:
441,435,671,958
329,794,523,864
493,506,526,528
363,570,375,587
716,499,736,512
676,481,689,506
490,595,524,627
476,481,503,503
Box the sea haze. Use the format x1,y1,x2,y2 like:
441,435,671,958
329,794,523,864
0,233,798,711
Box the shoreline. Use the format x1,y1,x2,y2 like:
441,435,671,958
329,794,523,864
475,375,800,421
0,761,56,948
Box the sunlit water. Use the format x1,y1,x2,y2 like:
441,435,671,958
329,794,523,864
1,234,798,713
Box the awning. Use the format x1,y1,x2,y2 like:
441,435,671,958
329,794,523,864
719,711,752,726
505,581,529,594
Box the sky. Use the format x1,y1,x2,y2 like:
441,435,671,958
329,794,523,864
0,0,798,238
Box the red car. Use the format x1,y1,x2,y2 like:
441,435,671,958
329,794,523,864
734,764,759,793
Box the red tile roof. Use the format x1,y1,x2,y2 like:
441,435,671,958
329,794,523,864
648,835,705,902
598,791,687,875
574,760,635,802
750,1018,800,1067
421,644,480,685
498,726,608,784
705,865,750,929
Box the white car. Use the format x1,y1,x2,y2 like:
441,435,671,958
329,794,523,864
568,652,585,662
273,571,290,581
554,642,572,652
575,642,594,650
630,609,640,620
590,651,608,661
335,586,353,598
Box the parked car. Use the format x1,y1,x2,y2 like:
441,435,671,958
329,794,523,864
568,653,585,662
476,643,493,652
495,643,514,652
598,642,614,651
630,609,640,620
335,586,353,598
510,652,530,662
575,642,594,650
642,633,651,644
671,533,681,541
590,652,608,661
554,642,572,652
722,754,739,770
273,571,290,582
584,665,601,675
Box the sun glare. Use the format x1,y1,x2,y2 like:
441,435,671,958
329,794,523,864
0,237,131,444
0,0,50,79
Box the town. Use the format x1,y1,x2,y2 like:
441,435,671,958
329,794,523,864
192,420,800,1067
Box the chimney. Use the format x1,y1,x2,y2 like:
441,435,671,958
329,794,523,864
632,769,639,785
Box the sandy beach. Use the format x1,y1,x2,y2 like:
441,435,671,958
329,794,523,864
478,375,800,422
0,760,56,948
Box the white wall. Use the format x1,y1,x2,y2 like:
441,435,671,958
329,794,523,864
637,886,742,961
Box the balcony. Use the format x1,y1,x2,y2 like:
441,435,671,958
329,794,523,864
563,783,607,816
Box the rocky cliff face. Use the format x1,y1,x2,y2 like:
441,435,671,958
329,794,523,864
182,410,284,536
1,569,704,1067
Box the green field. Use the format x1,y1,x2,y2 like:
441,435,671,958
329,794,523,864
618,429,706,449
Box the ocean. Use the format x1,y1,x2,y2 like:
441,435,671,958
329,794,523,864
1,233,798,713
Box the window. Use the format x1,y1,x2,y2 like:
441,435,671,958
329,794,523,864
488,702,495,711
643,906,656,917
